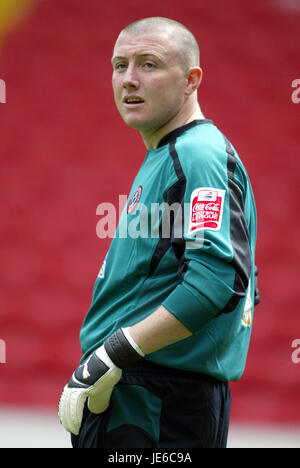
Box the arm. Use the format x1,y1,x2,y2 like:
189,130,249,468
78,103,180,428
129,305,192,354
58,305,190,435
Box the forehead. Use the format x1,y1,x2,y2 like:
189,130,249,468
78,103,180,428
112,31,177,62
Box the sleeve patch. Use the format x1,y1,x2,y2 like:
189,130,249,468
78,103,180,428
188,187,226,234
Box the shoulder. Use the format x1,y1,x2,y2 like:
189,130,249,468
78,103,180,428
174,122,229,173
173,122,250,192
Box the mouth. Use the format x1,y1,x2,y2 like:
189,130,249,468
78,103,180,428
123,96,145,106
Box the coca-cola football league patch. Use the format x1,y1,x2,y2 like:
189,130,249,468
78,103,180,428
188,187,226,234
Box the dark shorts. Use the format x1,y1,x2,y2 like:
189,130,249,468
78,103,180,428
71,360,231,449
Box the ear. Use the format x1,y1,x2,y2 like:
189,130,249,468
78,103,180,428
185,67,203,96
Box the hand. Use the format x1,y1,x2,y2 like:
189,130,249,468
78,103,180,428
58,345,121,435
58,328,144,435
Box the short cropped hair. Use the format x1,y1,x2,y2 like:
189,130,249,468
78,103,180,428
120,17,200,72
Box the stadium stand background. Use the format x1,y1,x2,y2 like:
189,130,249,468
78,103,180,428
0,0,299,446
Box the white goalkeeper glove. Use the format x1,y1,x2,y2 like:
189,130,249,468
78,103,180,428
58,328,144,435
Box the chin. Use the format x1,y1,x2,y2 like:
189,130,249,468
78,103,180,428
123,117,151,131
124,120,142,130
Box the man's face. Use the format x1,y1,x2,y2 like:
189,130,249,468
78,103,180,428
111,32,188,135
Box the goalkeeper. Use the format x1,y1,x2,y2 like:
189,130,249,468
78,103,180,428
59,17,259,448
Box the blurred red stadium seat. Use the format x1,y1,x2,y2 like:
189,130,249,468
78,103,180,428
0,0,299,423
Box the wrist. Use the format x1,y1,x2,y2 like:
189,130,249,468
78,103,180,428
103,328,145,369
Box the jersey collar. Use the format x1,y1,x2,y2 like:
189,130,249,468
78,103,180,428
157,119,213,149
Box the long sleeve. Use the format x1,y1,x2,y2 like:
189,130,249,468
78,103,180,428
161,134,255,333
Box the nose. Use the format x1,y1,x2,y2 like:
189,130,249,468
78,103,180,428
122,64,139,90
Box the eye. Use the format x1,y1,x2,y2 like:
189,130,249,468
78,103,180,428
143,62,156,70
114,62,127,71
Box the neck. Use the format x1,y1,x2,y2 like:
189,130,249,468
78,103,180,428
140,101,205,150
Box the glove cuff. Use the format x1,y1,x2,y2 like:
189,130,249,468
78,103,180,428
104,328,145,369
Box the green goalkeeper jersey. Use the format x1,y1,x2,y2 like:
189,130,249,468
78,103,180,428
79,119,258,382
